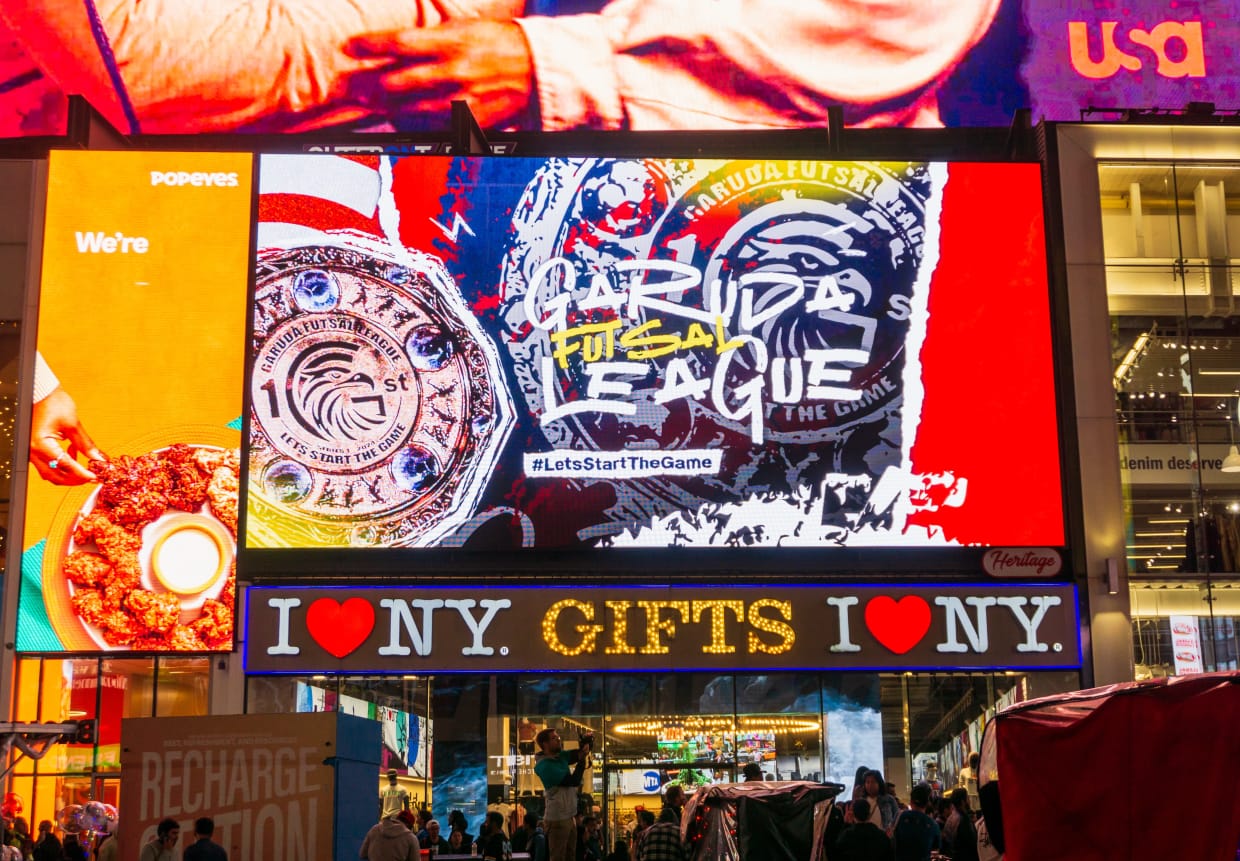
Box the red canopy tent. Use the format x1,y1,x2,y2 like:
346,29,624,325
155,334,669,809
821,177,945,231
979,671,1240,861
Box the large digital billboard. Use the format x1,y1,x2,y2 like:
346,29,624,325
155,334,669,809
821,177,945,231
1,0,1235,137
17,150,253,653
245,155,1062,553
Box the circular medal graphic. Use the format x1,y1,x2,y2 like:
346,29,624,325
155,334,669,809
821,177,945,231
258,316,418,469
249,241,513,547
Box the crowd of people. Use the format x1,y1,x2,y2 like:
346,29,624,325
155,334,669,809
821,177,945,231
1,816,122,861
0,814,236,861
830,763,999,861
363,803,542,860
602,761,997,861
361,737,994,861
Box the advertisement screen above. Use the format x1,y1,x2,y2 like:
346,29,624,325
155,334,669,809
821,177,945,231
245,155,1063,554
17,150,253,654
0,0,1235,137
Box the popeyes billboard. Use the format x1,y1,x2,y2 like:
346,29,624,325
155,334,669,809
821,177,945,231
243,155,1063,559
16,150,252,653
0,0,1236,138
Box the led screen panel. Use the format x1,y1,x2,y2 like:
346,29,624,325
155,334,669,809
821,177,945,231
0,0,1235,136
17,150,253,653
0,21,68,137
245,156,1062,552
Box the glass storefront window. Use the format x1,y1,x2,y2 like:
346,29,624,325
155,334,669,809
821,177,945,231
155,657,209,716
1102,158,1240,676
58,660,98,774
89,658,154,774
5,656,209,832
1130,582,1240,678
246,674,336,714
602,675,656,761
1099,164,1187,265
734,674,823,783
822,675,881,797
240,669,1074,851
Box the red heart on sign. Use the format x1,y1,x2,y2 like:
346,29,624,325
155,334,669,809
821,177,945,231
306,597,375,658
864,596,932,655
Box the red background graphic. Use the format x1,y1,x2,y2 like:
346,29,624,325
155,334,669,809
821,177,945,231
910,163,1063,546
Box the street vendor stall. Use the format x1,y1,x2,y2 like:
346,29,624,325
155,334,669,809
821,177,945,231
979,671,1240,861
681,780,845,861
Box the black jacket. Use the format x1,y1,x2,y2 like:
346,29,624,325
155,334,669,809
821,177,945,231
834,822,895,861
32,834,60,861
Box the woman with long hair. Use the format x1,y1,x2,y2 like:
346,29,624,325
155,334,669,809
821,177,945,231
945,787,978,861
860,769,900,833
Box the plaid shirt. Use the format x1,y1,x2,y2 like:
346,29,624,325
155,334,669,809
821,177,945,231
637,823,686,861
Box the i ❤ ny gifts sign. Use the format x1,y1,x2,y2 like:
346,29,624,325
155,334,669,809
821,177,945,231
244,584,1080,673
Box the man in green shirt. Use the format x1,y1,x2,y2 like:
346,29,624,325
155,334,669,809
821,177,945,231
533,728,593,861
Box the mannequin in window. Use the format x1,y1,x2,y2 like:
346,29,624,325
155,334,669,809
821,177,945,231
380,769,410,819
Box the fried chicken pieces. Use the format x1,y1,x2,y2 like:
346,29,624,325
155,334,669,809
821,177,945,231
66,445,238,651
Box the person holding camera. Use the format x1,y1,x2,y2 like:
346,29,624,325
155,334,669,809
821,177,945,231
534,728,593,861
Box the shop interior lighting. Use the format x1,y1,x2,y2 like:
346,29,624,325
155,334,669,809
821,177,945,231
1224,397,1240,471
1100,162,1240,172
1114,328,1152,389
612,716,820,736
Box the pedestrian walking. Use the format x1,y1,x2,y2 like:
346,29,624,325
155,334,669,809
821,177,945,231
184,817,228,861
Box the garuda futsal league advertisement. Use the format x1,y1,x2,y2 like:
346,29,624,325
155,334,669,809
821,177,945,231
246,156,1062,552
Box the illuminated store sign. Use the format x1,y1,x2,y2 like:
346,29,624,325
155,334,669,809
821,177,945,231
16,150,252,653
2,1,1237,137
244,584,1082,673
244,155,1062,553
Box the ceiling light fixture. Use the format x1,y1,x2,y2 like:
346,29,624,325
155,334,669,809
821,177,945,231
1224,396,1240,472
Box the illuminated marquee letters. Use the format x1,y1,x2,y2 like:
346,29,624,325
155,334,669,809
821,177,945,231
249,586,1078,671
540,599,795,657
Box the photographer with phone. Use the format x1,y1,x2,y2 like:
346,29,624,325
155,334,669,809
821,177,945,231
534,727,594,861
